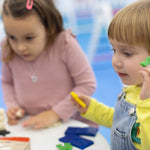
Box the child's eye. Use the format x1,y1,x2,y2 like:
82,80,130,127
124,52,132,56
26,36,34,40
8,35,15,40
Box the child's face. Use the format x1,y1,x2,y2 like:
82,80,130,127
110,39,150,86
3,13,48,61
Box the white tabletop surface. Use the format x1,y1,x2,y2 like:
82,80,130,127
4,119,110,150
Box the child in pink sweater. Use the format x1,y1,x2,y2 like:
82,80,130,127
1,0,97,129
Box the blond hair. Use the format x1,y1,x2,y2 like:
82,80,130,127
108,0,150,53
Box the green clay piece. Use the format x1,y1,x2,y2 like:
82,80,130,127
140,57,150,67
56,143,72,150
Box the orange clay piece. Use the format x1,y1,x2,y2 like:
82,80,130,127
0,137,30,142
70,92,86,108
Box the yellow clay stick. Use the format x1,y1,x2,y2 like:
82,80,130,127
70,91,86,108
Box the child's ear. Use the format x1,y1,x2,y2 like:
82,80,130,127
51,26,56,34
47,26,55,38
51,26,57,37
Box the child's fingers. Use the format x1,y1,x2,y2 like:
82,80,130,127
71,92,90,106
70,93,90,113
7,118,18,125
22,116,49,129
33,122,49,129
33,122,43,129
78,94,91,106
23,110,60,129
146,66,150,76
22,116,35,127
70,92,86,107
140,68,150,80
71,97,81,107
140,67,150,100
22,116,49,128
71,96,85,110
7,108,24,125
7,109,17,120
70,96,77,105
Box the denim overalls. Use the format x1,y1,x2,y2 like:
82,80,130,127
110,92,138,150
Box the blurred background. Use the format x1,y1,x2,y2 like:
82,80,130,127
0,0,137,145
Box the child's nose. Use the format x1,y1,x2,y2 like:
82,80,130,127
16,42,26,52
112,55,122,68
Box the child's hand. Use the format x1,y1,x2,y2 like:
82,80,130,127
71,93,91,113
7,107,25,125
22,110,60,129
140,66,150,100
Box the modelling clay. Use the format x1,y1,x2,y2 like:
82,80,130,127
56,143,72,150
140,56,150,67
70,92,86,108
0,137,30,142
0,108,5,131
65,127,98,137
0,130,10,136
16,110,23,118
59,135,93,149
0,108,10,136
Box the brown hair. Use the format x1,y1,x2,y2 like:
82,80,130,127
2,0,64,62
108,0,150,53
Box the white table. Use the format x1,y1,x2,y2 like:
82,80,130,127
5,119,110,150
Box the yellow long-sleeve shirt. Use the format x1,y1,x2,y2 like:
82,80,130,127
82,85,150,150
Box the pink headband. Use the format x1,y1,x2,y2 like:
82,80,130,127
26,0,33,10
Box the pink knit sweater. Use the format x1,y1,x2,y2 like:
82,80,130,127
1,30,96,123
